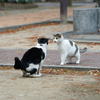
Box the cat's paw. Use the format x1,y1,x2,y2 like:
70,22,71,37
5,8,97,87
22,73,30,77
60,63,64,65
76,60,80,64
32,73,42,78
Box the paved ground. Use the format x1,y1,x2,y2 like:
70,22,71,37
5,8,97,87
63,31,100,43
0,48,100,70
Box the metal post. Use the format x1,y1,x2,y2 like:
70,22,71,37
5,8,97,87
60,0,67,24
98,0,100,7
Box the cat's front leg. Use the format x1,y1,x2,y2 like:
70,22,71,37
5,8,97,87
37,61,43,76
32,72,42,78
32,61,43,77
60,53,67,65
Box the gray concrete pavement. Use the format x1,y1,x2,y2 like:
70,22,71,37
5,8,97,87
0,48,100,71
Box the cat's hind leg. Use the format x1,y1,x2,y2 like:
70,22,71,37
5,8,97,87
21,70,30,77
75,52,80,64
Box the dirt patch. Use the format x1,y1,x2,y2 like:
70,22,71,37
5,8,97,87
0,24,99,51
0,68,100,100
0,24,73,49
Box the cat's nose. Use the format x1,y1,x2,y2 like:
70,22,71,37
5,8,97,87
53,41,57,43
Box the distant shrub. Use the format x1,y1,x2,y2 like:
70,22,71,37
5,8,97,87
0,0,35,3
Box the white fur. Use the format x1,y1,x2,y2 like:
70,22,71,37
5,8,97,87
35,43,47,56
22,63,42,77
26,64,39,71
53,33,80,65
22,64,39,77
32,61,43,77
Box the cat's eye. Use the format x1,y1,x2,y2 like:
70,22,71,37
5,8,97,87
56,37,59,39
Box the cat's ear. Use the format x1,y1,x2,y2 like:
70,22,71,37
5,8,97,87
38,37,39,39
58,32,62,37
58,32,62,35
59,34,61,37
52,33,57,37
37,37,40,42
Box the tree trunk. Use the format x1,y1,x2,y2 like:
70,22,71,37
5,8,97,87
98,0,100,7
60,0,67,24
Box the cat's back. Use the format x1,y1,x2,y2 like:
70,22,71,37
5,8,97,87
57,39,76,51
57,39,71,51
21,47,45,63
24,47,43,56
64,39,76,46
60,39,75,47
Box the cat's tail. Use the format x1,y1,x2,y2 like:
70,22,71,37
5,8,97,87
80,47,87,53
14,57,21,69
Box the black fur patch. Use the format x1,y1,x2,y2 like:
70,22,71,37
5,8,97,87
14,57,21,69
38,38,49,45
74,44,78,55
69,40,73,46
21,47,45,71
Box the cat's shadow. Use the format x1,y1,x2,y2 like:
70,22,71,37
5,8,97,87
65,62,79,65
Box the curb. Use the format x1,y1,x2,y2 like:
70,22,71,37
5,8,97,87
62,31,100,44
1,63,100,71
43,65,100,71
0,17,72,32
67,39,100,44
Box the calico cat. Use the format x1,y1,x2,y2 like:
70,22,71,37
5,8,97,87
14,37,49,77
53,33,87,65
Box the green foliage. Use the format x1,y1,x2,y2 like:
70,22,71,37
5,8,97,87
0,0,35,3
0,0,5,2
96,0,98,2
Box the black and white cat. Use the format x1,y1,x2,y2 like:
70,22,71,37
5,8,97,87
53,33,87,65
14,38,49,77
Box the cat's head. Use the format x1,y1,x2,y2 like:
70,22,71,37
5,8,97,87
38,37,49,47
53,33,63,43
